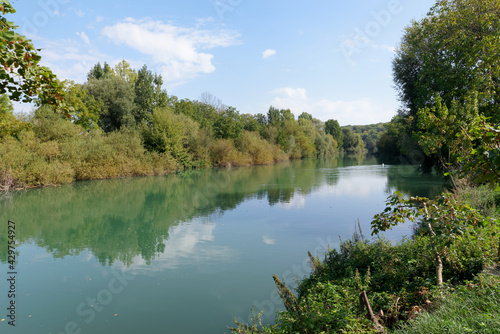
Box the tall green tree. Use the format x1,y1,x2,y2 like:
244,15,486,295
134,65,168,125
265,106,295,150
85,76,136,132
384,0,500,168
298,112,313,122
325,119,343,149
213,106,244,141
417,92,500,187
87,62,113,81
241,113,262,133
393,0,500,120
342,128,364,155
63,81,102,131
267,106,294,128
174,99,218,131
87,63,103,81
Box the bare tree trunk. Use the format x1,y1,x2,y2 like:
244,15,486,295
435,253,443,286
423,203,444,287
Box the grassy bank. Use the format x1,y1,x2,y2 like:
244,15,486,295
394,269,500,333
229,186,500,333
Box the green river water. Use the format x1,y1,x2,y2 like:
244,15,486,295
0,157,444,334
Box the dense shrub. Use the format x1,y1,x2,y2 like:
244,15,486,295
270,281,375,334
299,237,436,299
0,111,181,189
209,138,251,167
238,131,286,165
238,131,274,164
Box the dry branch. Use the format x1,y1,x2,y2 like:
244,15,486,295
358,291,385,333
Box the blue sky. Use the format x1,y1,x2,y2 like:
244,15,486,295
10,0,436,125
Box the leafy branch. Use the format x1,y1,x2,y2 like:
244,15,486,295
0,1,67,114
372,191,498,286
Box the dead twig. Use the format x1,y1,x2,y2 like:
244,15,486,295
358,291,385,333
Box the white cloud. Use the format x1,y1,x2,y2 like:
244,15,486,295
338,34,397,65
76,31,90,45
102,18,240,84
316,172,387,198
273,87,307,100
37,38,108,83
270,87,395,125
262,49,277,59
280,194,306,209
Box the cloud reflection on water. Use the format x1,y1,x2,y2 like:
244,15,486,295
115,220,235,273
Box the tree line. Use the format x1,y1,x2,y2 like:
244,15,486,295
377,0,500,185
0,1,400,191
0,0,390,191
0,58,348,189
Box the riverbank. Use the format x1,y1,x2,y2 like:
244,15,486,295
229,185,500,333
0,111,297,192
